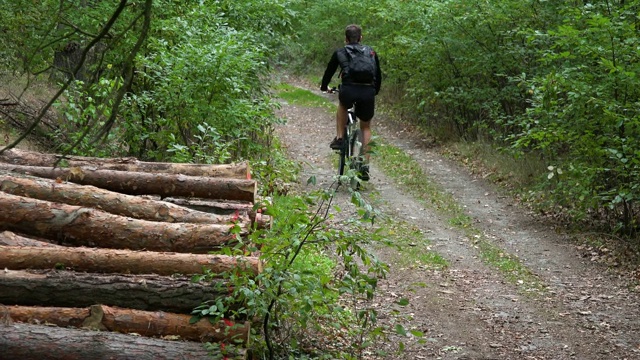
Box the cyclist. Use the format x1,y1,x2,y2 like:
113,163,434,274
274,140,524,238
320,24,381,181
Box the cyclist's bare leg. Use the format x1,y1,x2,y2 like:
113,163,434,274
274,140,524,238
360,119,372,162
336,102,348,139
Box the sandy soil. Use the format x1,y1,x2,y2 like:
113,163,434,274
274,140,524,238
274,76,640,360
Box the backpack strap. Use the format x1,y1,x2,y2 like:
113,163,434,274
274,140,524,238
336,47,350,73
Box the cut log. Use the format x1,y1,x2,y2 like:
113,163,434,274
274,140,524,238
163,197,255,214
0,148,251,179
0,231,62,247
0,323,247,360
0,163,257,202
164,196,272,229
3,304,250,344
0,192,248,253
0,246,262,275
0,270,228,313
0,171,250,224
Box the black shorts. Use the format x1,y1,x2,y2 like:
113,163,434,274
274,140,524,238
339,83,376,121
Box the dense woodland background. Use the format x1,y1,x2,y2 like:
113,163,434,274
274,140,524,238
1,0,640,253
285,0,640,236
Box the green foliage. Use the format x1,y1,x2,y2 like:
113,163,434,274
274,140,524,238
285,0,640,235
510,2,640,232
2,0,294,164
53,77,124,156
191,191,392,358
124,9,272,160
0,0,61,73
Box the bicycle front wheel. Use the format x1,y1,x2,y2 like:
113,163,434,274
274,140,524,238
349,129,364,165
338,130,348,177
348,129,364,190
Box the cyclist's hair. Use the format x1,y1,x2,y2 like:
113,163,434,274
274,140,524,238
345,24,362,43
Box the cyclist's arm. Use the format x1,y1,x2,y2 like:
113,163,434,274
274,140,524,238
320,51,340,91
374,52,382,95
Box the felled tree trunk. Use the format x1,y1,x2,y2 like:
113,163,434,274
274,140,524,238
0,172,249,224
163,197,255,214
0,148,251,179
0,231,61,247
4,304,250,344
0,323,247,360
164,197,271,229
0,246,261,276
0,163,256,202
0,270,228,313
0,192,247,253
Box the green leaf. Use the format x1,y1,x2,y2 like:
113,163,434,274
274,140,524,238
395,324,407,336
396,298,410,306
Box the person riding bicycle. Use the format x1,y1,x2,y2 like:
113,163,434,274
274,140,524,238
320,24,381,181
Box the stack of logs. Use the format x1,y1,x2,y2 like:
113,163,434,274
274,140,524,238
0,148,269,360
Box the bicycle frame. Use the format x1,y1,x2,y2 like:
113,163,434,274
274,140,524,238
327,87,364,188
338,107,364,187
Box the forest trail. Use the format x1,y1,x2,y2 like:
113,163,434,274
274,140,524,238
274,78,640,360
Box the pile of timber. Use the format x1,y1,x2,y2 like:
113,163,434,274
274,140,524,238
0,148,269,360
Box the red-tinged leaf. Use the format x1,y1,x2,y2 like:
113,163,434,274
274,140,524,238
223,319,233,327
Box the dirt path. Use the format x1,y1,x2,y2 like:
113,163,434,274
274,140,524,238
274,79,640,360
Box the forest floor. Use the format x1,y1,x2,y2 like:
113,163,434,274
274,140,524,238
274,76,640,360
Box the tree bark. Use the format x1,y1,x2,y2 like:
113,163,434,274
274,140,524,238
0,231,62,247
0,323,247,360
0,171,250,224
0,163,257,202
0,245,262,276
0,148,251,179
163,197,255,214
0,270,228,313
163,197,271,229
3,304,250,344
0,192,248,253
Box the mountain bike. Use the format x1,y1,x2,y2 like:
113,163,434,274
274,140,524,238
329,87,364,190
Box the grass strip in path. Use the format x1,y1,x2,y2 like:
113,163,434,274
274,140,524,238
374,139,545,293
274,83,333,110
272,81,540,291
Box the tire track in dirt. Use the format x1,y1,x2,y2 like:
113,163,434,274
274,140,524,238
274,81,640,359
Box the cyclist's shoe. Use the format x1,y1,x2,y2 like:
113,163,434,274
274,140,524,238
330,137,344,150
360,165,370,181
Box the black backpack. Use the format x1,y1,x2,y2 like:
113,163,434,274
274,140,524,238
337,44,377,84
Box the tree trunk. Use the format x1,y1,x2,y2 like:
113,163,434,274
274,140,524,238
0,148,251,179
3,304,250,344
0,192,247,253
0,323,247,360
163,197,255,214
0,245,261,276
0,163,256,202
0,231,62,247
0,270,228,313
163,197,271,229
0,171,249,224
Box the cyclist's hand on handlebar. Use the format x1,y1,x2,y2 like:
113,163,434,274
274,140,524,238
321,85,339,94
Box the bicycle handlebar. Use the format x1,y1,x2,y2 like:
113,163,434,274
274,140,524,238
322,86,339,94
